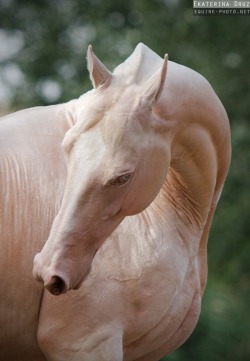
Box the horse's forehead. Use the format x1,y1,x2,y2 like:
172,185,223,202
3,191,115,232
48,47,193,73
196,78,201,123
81,89,140,137
92,83,139,110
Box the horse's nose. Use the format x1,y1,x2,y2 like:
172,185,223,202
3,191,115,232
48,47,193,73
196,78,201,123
44,275,69,296
33,253,69,296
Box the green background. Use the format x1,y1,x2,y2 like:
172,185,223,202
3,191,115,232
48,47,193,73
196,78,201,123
0,0,249,360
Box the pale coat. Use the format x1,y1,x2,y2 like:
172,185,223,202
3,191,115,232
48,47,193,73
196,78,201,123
0,43,231,361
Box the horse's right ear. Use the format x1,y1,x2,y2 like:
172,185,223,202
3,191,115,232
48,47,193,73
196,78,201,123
140,54,168,106
87,45,112,89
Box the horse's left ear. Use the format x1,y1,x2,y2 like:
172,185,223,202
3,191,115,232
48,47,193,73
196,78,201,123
141,54,168,106
87,45,112,89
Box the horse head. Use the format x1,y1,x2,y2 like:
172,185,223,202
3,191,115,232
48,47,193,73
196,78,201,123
33,44,172,295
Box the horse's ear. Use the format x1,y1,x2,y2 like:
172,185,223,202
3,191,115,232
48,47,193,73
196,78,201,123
141,54,168,105
87,45,112,89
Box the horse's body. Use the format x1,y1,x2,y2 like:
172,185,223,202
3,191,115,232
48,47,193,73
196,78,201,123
0,44,231,360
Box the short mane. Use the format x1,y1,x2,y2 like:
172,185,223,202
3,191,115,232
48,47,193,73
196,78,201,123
113,43,163,86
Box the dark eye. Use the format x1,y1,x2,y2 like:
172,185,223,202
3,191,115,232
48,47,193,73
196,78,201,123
111,173,132,187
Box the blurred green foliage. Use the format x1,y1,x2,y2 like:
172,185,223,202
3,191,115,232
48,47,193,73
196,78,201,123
0,0,249,359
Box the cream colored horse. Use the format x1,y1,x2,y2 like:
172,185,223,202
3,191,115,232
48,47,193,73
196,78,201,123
0,43,231,361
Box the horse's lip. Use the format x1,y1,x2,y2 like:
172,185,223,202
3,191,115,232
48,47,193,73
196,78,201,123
73,277,84,290
72,263,93,290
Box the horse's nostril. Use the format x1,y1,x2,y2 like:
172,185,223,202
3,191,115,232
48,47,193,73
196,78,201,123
45,276,67,296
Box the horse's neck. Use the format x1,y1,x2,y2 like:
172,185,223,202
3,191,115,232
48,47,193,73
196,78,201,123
147,123,220,259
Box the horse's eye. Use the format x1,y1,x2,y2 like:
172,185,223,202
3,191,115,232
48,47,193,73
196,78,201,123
111,173,132,186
